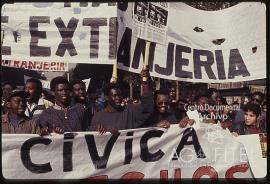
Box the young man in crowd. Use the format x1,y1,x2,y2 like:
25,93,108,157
234,92,265,130
2,81,16,114
24,78,53,119
38,77,85,135
70,79,94,131
142,89,178,128
2,90,40,134
231,102,265,136
89,68,154,133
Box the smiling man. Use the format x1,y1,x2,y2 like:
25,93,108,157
89,68,154,133
2,90,40,134
24,78,53,119
70,79,95,131
38,77,85,135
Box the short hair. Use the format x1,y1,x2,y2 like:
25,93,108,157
154,89,170,102
243,102,261,117
2,81,16,89
177,98,188,104
251,91,264,101
103,82,123,96
206,88,219,98
26,78,43,93
194,94,208,102
50,76,70,92
70,79,85,88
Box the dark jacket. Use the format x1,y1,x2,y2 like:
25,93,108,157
2,113,40,134
89,92,154,131
38,103,85,132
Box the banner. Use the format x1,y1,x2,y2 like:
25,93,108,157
2,125,255,180
1,3,117,64
117,2,266,83
1,60,68,71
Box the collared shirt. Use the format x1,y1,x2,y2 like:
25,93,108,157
25,98,53,119
2,113,40,134
38,103,85,132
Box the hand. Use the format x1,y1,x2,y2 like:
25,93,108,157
179,117,195,128
53,127,65,134
204,119,216,124
97,124,107,134
40,126,50,136
140,67,151,82
156,120,170,129
231,132,239,137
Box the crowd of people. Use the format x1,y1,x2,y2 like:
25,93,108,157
1,68,267,137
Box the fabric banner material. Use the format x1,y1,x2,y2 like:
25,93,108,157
1,60,68,71
117,2,266,83
2,124,256,180
1,3,117,64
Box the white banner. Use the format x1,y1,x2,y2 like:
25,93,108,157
1,3,117,64
2,125,256,180
117,2,266,83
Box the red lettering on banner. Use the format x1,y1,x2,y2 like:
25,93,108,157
21,61,27,68
86,175,108,180
121,172,144,183
14,60,20,67
28,61,36,69
225,164,250,183
192,166,218,183
59,62,65,71
43,62,49,70
37,62,43,69
160,170,168,184
174,168,181,184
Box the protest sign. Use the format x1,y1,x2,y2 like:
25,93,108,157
1,3,117,65
117,2,266,83
2,125,255,180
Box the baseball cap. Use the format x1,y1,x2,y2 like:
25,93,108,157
7,90,30,101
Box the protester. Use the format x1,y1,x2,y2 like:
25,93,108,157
194,94,216,124
174,98,188,120
142,89,177,128
2,81,16,114
38,77,85,135
2,90,40,134
231,102,265,136
206,88,220,105
24,78,53,119
70,79,94,131
89,68,154,133
233,92,265,128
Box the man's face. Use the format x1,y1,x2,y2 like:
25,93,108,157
2,84,14,101
177,101,186,111
197,97,208,112
244,110,257,126
211,92,219,102
156,94,170,114
251,95,263,105
53,84,70,104
108,88,123,110
72,83,87,103
7,96,26,116
25,82,39,101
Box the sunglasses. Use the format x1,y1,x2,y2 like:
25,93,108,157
251,98,262,103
